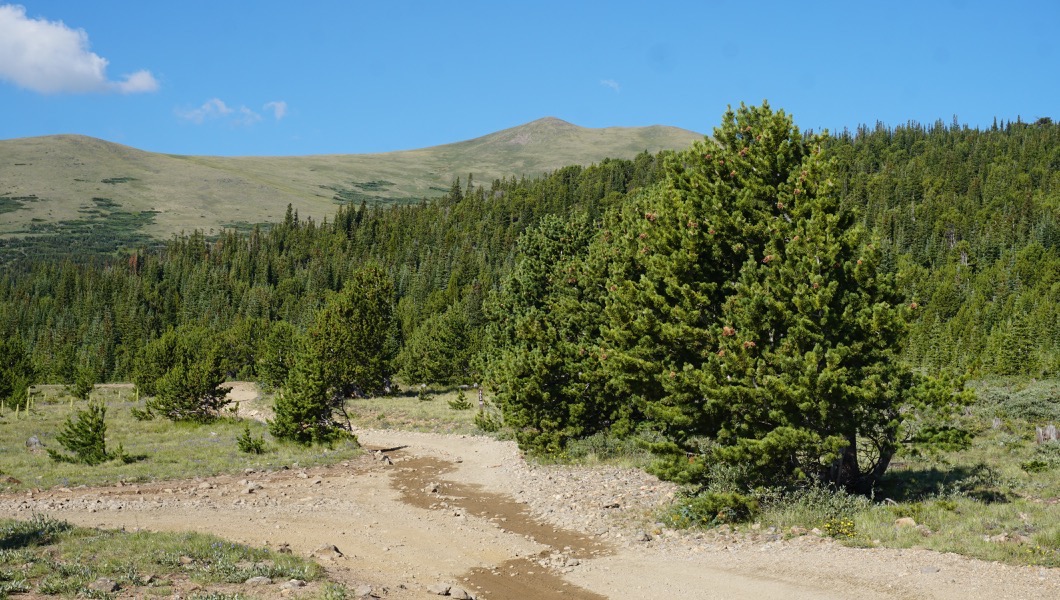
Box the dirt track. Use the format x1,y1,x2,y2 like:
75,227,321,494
3,419,1059,598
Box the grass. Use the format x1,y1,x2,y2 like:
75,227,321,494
344,386,487,435
0,385,359,491
0,514,323,599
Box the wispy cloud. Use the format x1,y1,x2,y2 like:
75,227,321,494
178,98,283,126
0,4,158,94
600,79,621,93
177,98,234,124
263,100,288,120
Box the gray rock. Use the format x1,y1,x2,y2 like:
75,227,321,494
426,582,451,595
920,566,940,574
244,482,263,494
245,576,272,585
635,530,652,542
311,544,344,560
354,584,374,597
88,578,119,593
25,435,45,454
281,579,307,590
449,586,474,599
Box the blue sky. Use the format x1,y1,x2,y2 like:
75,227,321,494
0,0,1056,156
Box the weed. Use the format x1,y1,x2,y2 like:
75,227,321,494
320,583,351,600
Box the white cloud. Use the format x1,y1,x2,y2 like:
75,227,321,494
263,100,287,120
600,79,621,93
178,98,263,126
0,4,158,94
234,105,262,126
177,98,233,124
116,69,160,94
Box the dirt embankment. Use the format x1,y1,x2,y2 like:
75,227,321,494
2,425,1058,599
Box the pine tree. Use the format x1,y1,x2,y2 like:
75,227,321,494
0,337,34,410
601,103,959,491
269,342,340,445
48,401,111,465
484,212,619,453
149,345,231,422
307,265,394,399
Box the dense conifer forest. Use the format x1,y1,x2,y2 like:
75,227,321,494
1,109,1057,479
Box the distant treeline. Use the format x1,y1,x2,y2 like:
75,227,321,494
0,117,1056,389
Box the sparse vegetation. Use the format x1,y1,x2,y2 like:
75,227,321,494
0,515,323,599
0,385,358,490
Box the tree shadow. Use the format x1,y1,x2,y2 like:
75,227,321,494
876,462,1010,504
0,515,72,551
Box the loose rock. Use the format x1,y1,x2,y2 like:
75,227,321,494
311,544,344,560
246,576,272,585
427,582,451,595
88,578,119,593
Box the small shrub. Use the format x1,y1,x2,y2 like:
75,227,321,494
822,517,858,539
417,388,434,402
47,402,112,465
474,408,501,432
130,405,154,421
448,390,473,410
1022,459,1052,473
661,491,759,528
320,583,350,600
236,425,267,454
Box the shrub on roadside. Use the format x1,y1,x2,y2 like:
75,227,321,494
661,491,760,528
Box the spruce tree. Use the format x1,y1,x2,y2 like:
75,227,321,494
601,103,960,491
269,342,339,445
0,337,34,410
48,401,111,465
484,213,620,453
308,265,394,399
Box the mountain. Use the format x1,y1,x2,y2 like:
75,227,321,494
0,118,702,245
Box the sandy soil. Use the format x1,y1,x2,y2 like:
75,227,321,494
2,391,1058,599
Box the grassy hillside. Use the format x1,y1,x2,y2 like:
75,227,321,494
0,117,702,251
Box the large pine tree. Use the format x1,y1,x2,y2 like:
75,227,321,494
600,103,956,491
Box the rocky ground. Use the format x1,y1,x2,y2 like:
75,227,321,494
2,419,1059,599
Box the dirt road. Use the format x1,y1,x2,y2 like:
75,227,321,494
3,425,1058,599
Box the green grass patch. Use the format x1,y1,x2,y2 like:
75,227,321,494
0,385,360,491
345,387,486,435
0,514,322,598
101,177,137,185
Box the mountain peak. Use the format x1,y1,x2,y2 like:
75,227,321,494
528,116,578,128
